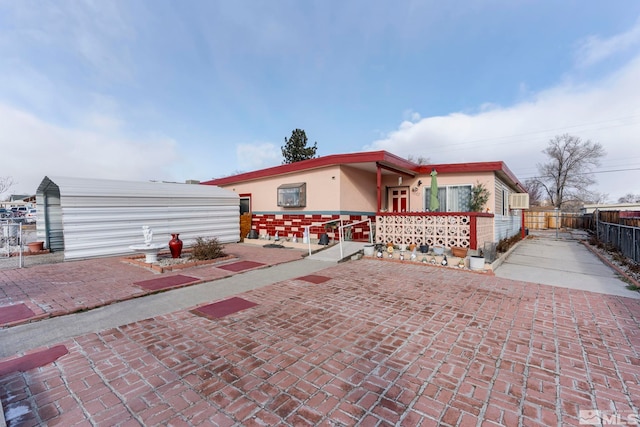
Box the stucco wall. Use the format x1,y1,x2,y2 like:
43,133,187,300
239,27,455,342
339,166,377,212
221,166,510,215
219,166,342,213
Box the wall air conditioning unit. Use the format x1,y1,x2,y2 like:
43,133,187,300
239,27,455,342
509,193,530,209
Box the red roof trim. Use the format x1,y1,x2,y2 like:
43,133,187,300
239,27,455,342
418,161,526,192
202,150,525,192
202,151,419,186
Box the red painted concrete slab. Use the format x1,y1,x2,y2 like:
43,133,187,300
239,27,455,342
296,274,331,284
192,297,258,319
0,303,36,325
216,260,265,272
0,345,68,376
133,274,200,291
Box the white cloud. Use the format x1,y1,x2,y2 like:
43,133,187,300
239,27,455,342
0,103,181,194
575,17,640,67
366,54,640,201
236,142,281,172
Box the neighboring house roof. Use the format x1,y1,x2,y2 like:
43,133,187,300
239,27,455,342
582,203,640,214
203,150,526,192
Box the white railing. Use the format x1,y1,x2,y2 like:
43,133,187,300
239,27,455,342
304,218,344,256
338,218,372,259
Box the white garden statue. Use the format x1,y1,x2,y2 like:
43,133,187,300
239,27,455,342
142,225,153,246
130,225,166,263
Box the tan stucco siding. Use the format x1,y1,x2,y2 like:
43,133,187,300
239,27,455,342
218,166,342,212
339,166,377,212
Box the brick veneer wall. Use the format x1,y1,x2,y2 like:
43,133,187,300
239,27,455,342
250,213,374,241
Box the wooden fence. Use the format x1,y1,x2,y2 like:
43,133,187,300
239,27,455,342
524,211,592,230
525,209,640,231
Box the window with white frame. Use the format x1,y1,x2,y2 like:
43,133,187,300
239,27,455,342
277,182,306,207
424,185,472,212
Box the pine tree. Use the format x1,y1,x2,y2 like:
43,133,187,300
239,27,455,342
281,129,318,164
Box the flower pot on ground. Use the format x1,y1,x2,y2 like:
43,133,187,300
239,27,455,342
469,255,485,271
27,241,44,253
450,246,468,258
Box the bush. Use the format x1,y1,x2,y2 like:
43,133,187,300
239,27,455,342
496,233,522,253
191,237,226,260
470,181,491,212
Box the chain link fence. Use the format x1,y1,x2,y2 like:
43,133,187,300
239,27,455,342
1,220,24,267
596,221,640,264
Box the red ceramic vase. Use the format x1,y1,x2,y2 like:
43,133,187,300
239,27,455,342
169,233,183,258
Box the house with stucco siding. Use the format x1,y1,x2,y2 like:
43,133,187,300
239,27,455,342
203,150,526,250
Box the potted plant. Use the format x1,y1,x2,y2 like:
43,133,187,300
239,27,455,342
450,246,468,258
469,181,491,212
27,241,45,253
325,221,339,232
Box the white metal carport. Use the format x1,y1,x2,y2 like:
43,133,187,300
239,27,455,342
36,176,240,260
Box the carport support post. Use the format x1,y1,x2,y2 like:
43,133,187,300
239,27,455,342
521,209,525,240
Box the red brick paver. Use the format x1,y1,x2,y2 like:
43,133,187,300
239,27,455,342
2,259,639,425
0,244,304,325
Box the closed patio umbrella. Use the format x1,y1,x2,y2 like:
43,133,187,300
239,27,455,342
430,169,439,212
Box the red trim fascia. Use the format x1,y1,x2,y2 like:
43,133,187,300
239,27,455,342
417,161,526,193
417,161,504,175
202,151,419,186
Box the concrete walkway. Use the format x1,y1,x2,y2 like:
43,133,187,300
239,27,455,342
494,230,640,299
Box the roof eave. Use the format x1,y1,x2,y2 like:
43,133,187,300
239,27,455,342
202,150,419,186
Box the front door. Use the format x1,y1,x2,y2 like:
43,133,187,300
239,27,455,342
390,188,408,212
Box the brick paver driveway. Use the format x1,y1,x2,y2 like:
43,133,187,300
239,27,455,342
0,243,305,324
2,259,640,426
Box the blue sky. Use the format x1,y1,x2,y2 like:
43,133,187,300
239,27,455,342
1,1,640,201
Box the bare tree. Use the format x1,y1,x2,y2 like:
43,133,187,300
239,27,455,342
562,190,609,212
0,176,14,200
618,193,640,203
406,155,430,165
523,178,544,206
535,134,605,209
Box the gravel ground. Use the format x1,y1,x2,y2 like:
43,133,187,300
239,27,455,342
585,239,640,285
0,224,64,269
